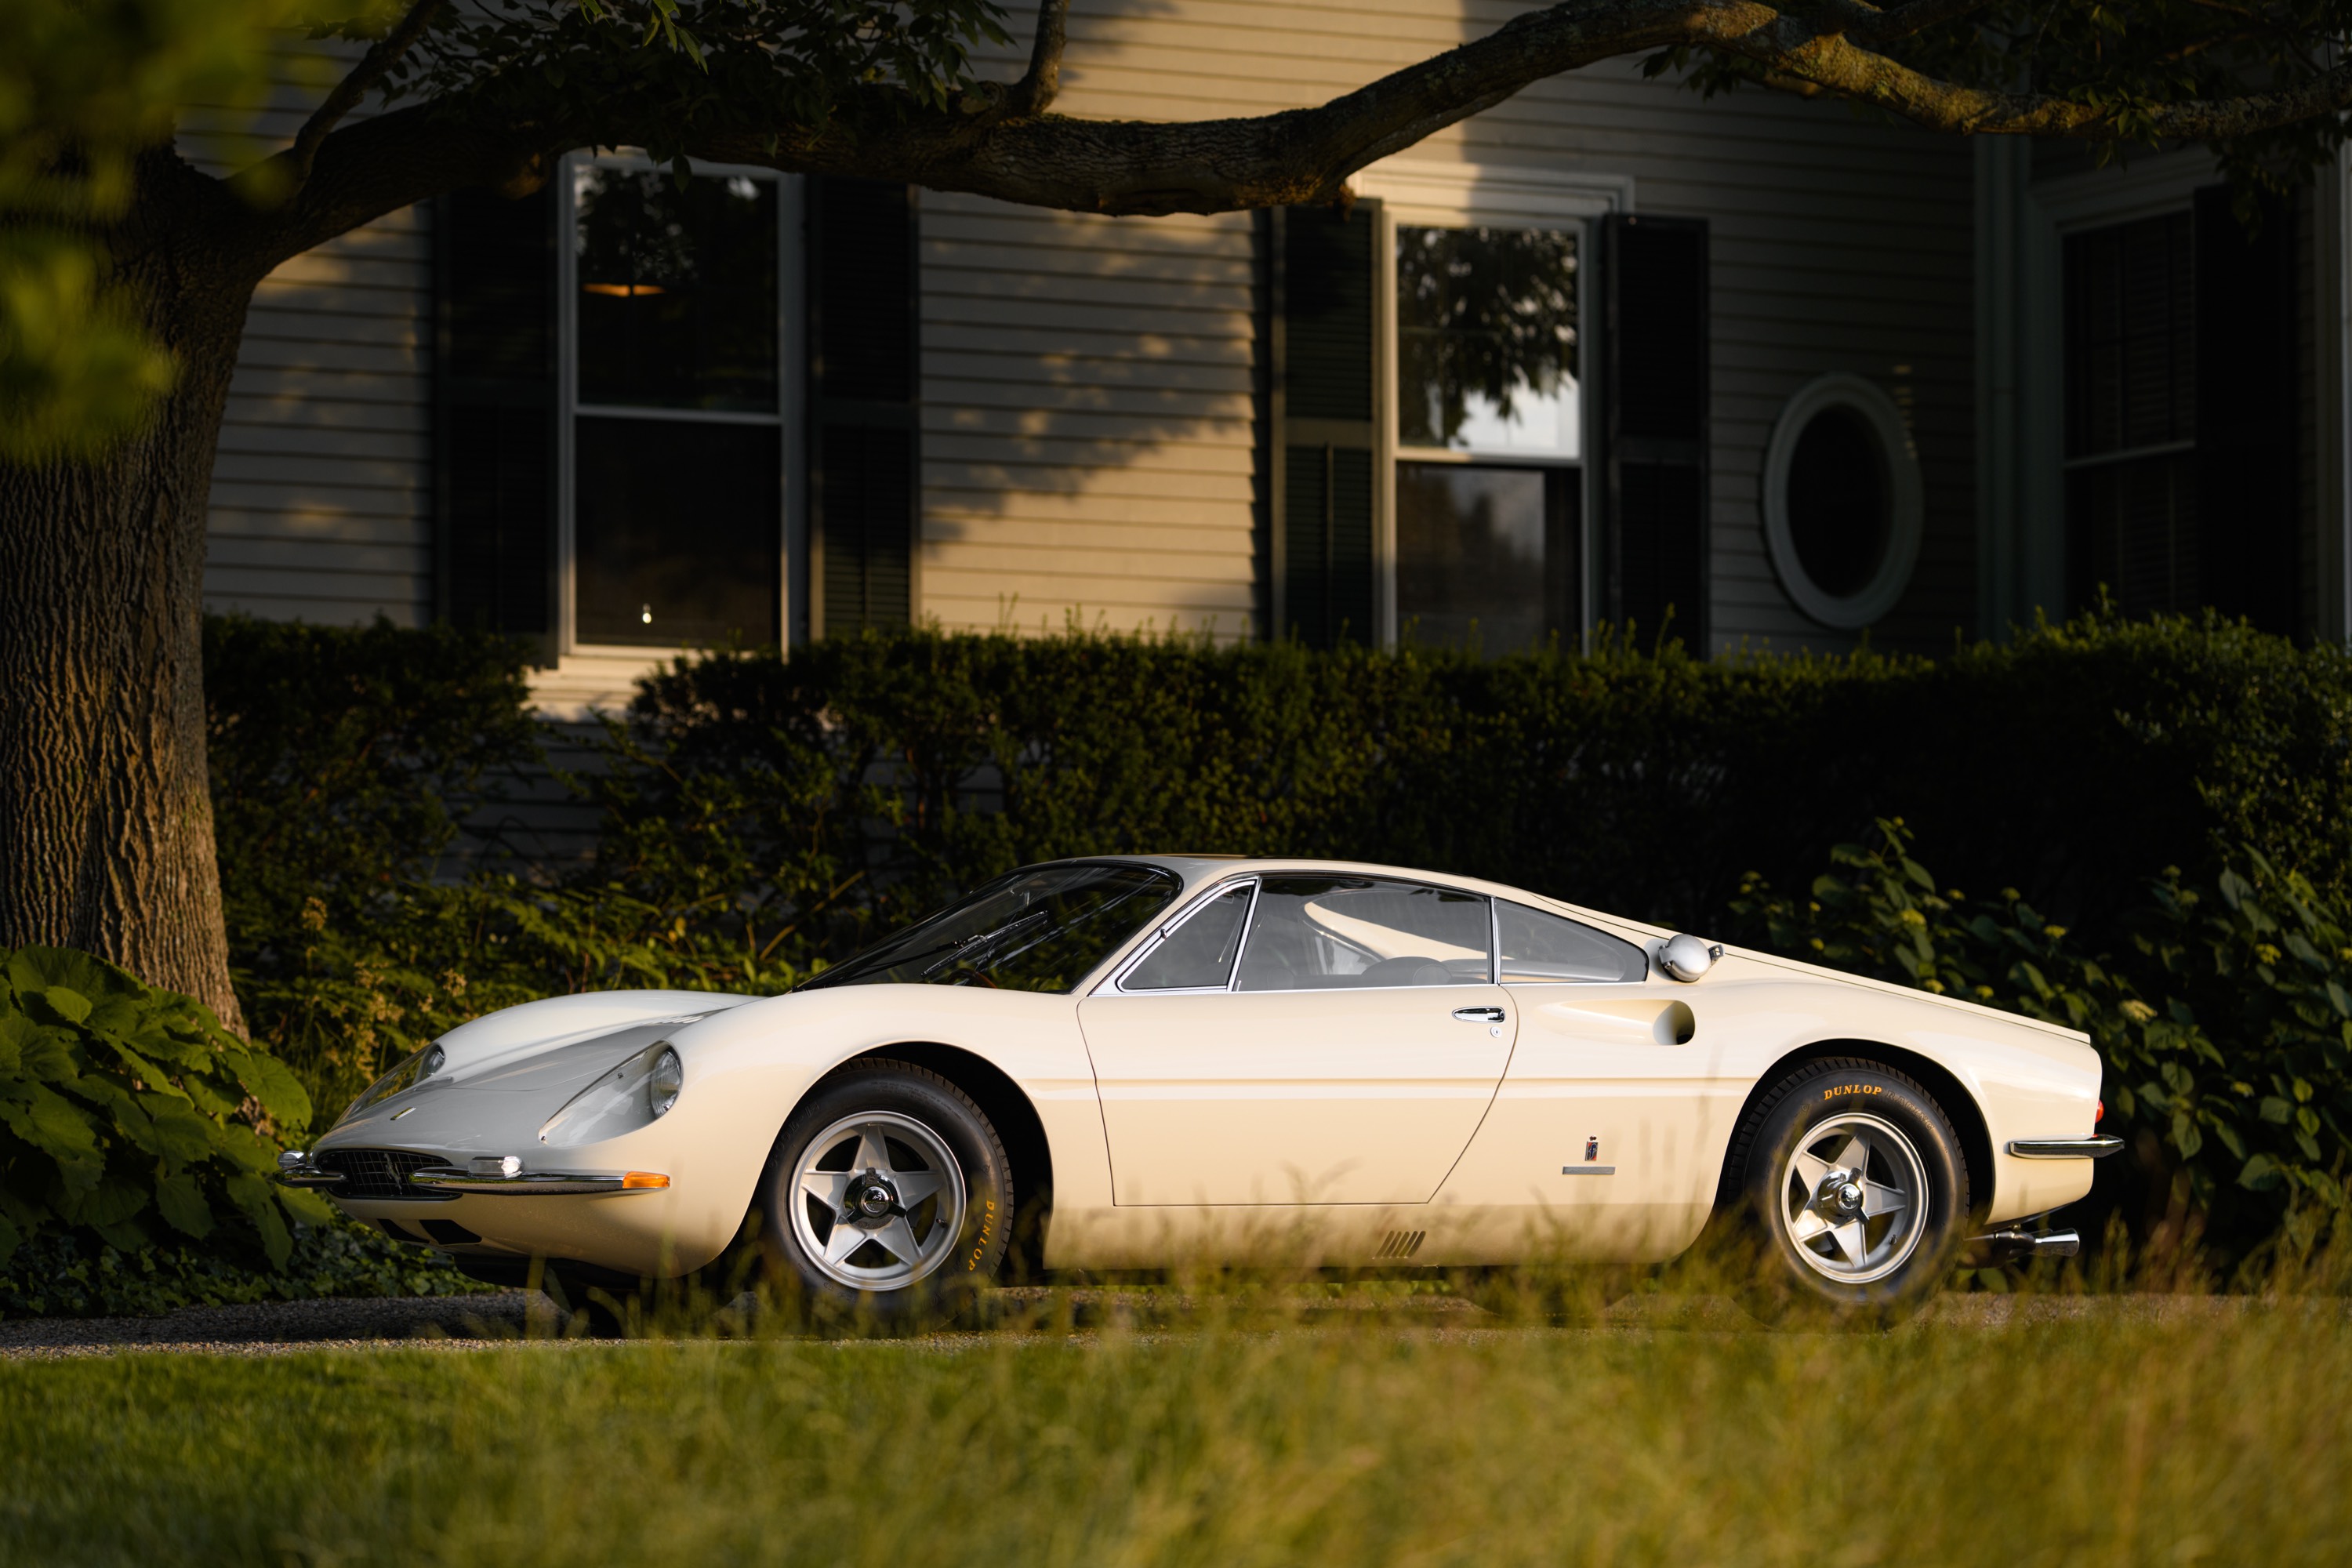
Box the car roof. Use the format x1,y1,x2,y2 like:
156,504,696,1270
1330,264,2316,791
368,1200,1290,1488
1034,854,1672,946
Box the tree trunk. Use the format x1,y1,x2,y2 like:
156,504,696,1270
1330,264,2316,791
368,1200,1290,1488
0,162,260,1032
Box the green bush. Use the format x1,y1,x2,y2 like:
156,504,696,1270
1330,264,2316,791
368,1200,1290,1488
604,609,2352,956
1731,821,2352,1261
0,1218,488,1319
0,946,326,1270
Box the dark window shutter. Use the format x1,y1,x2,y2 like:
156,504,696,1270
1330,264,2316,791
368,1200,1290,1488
1272,201,1379,647
1599,213,1708,649
808,176,918,635
435,185,555,641
2194,185,2296,634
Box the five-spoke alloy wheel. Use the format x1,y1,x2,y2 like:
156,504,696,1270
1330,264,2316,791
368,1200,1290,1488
1729,1057,1969,1323
757,1058,1013,1323
789,1111,968,1293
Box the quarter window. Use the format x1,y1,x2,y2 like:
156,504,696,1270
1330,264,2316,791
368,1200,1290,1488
1496,901,1649,984
1124,883,1254,991
1236,877,1491,991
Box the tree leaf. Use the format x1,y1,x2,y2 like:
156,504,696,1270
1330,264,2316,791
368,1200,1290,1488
222,1046,312,1130
138,1094,218,1165
154,1172,214,1239
26,985,92,1025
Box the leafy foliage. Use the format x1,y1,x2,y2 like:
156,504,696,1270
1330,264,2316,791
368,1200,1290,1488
367,0,1013,167
206,613,543,960
1657,2,2352,198
0,945,328,1271
0,0,296,457
0,1215,487,1319
1731,821,2352,1261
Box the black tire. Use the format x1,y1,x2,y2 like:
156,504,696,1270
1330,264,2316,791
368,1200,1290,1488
1723,1056,1969,1327
755,1058,1014,1327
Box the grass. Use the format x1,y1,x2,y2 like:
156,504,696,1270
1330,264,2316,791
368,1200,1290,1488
1,1287,2348,1567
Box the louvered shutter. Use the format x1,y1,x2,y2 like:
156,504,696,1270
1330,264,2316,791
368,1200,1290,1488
1599,213,1708,648
808,177,918,635
2194,186,2297,634
1271,202,1380,647
435,186,556,645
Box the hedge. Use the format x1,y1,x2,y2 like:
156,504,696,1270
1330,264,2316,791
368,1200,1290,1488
201,609,2352,1262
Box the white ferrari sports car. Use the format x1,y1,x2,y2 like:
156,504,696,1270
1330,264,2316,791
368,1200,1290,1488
281,856,2118,1316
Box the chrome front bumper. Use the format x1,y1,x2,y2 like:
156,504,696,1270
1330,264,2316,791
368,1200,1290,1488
276,1150,667,1196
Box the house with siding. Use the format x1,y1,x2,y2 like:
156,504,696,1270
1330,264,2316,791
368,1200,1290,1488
204,1,2352,722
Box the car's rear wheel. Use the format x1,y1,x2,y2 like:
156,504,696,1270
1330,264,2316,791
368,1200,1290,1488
1726,1057,1969,1326
756,1058,1013,1326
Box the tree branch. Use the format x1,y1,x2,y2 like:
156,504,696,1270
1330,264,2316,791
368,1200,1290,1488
251,0,2352,267
1008,0,1070,118
285,0,449,185
1715,19,2352,139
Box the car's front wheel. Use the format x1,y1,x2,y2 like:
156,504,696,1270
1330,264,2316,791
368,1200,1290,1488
756,1058,1013,1325
1726,1057,1969,1324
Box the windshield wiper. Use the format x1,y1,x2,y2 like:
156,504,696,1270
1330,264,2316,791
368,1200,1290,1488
920,909,1051,977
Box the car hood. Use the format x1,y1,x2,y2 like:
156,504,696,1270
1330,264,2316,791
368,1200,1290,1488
321,990,757,1142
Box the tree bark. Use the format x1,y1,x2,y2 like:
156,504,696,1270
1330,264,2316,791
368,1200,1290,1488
0,154,260,1030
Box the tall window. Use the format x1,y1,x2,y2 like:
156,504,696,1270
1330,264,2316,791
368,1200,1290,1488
1392,224,1582,653
566,159,784,648
2063,212,2197,616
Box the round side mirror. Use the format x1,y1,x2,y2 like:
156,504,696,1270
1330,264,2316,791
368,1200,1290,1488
1658,933,1725,983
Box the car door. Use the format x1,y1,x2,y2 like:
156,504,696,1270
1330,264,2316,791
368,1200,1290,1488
1077,874,1518,1206
1439,899,1732,1253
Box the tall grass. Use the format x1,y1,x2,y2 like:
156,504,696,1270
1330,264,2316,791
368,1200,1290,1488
2,1278,2347,1566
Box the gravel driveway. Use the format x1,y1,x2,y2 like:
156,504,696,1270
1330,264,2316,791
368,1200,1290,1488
0,1293,550,1359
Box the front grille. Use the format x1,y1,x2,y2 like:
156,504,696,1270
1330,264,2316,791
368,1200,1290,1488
316,1147,459,1202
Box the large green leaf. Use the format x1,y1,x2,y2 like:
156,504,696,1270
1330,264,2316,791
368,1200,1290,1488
222,1045,311,1130
60,1172,149,1229
7,946,143,1004
6,1082,103,1170
224,1171,291,1268
22,985,91,1026
154,1172,215,1239
139,1094,220,1165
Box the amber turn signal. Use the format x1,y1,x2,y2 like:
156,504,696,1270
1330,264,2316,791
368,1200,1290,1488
621,1171,671,1190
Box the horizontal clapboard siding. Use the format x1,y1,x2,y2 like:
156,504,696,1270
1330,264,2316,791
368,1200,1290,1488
965,1,1977,653
191,43,434,626
205,8,1979,655
917,194,1261,638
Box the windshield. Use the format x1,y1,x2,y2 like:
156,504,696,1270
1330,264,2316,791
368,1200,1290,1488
801,862,1181,993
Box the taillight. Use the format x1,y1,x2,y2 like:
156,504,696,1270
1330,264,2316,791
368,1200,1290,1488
2096,1098,2105,1124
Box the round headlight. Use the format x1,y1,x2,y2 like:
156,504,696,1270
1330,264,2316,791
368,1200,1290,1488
648,1047,683,1118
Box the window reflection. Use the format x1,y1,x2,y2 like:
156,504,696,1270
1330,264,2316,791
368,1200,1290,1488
1397,225,1579,456
575,166,779,412
575,417,779,646
1396,465,1574,654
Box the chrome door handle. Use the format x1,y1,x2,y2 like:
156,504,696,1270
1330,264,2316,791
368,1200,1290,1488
1452,1006,1505,1023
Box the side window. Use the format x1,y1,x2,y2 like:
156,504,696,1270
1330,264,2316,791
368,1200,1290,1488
1236,877,1491,991
1123,884,1254,991
1497,901,1648,983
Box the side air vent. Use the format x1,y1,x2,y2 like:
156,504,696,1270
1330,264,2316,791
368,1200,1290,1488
1373,1229,1427,1261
